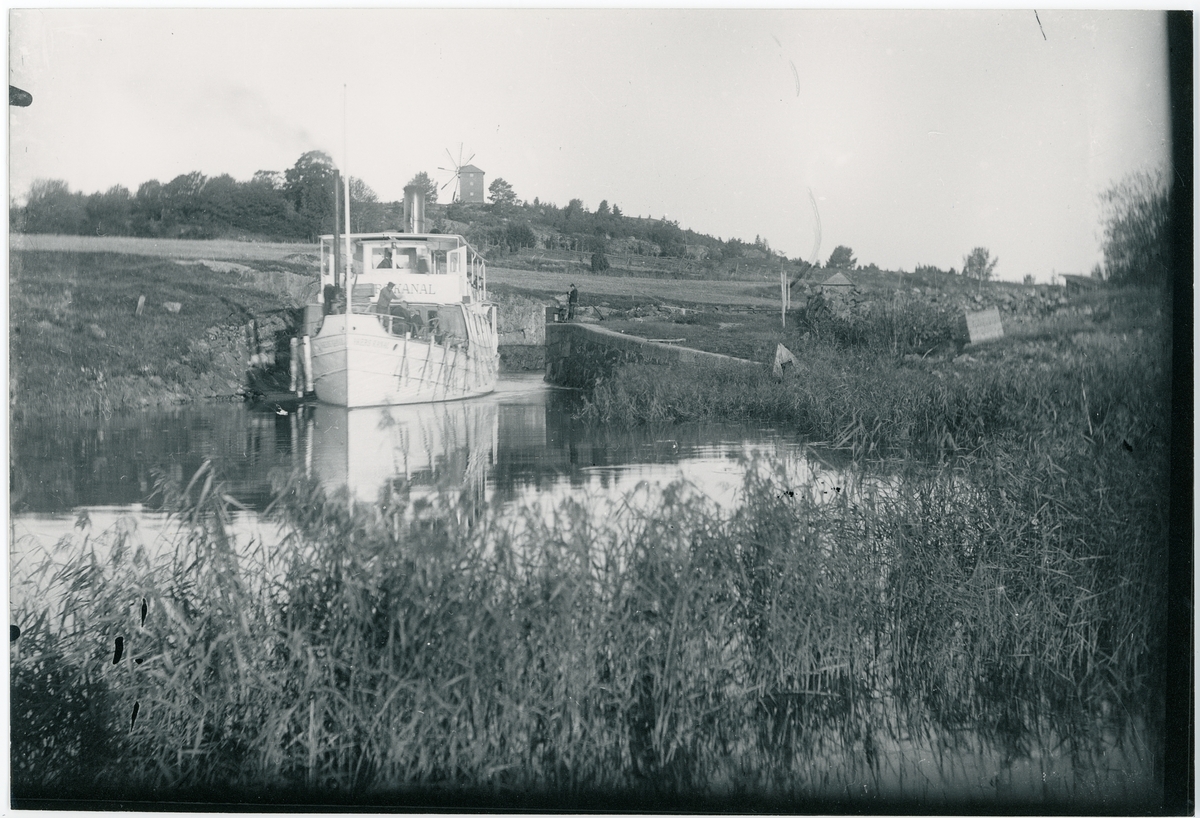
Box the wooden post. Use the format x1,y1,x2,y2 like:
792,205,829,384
289,336,300,395
780,267,786,328
302,335,314,393
135,295,145,316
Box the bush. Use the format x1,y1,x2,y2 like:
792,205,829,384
802,293,961,355
504,222,537,251
1100,170,1169,286
591,249,610,272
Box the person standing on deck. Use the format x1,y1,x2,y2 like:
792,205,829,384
376,282,397,331
568,283,579,320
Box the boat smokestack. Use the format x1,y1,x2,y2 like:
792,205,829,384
403,185,426,233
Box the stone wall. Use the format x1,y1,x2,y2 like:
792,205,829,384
497,302,546,347
545,322,763,388
496,298,548,372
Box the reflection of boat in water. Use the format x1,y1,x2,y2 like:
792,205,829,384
305,400,498,507
306,187,498,407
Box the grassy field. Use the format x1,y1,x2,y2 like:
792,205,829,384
489,265,778,307
11,233,319,266
11,235,782,307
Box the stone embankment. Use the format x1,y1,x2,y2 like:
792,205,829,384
494,294,549,372
174,260,318,305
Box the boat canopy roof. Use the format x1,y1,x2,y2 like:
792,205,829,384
319,232,480,252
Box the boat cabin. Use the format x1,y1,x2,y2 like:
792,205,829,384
318,232,487,310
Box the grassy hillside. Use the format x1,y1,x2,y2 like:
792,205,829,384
9,250,296,420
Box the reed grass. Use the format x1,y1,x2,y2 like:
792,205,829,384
582,320,1168,461
11,441,1165,808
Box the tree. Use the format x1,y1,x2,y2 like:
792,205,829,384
21,179,86,234
284,150,338,240
196,174,239,227
407,171,438,205
596,200,610,217
612,204,622,218
962,247,998,281
591,248,610,272
348,177,385,233
826,245,856,269
236,174,294,237
488,177,517,209
1099,169,1169,285
251,170,284,190
504,222,537,251
85,185,133,236
132,180,166,235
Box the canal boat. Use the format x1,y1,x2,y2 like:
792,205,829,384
305,194,498,407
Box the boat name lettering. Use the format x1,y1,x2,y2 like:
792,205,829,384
352,338,392,349
397,282,436,295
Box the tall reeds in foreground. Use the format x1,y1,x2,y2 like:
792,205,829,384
11,440,1165,808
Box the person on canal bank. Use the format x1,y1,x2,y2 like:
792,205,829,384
568,283,579,320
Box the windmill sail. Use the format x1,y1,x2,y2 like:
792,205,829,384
438,144,475,203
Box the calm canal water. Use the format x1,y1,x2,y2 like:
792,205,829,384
11,373,835,529
8,373,1159,808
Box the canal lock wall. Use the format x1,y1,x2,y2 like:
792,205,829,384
544,321,764,389
496,299,547,372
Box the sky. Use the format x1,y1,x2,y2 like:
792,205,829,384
8,9,1172,282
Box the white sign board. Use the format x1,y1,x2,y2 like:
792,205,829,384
966,307,1004,344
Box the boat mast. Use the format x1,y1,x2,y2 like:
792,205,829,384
332,169,341,292
343,85,352,345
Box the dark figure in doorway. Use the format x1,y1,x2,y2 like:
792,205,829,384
323,284,345,315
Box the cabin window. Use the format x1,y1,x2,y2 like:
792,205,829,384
371,246,396,269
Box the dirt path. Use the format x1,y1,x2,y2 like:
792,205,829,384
487,266,779,307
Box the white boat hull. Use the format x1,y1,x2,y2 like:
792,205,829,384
311,314,498,407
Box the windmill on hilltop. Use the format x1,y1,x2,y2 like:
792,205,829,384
439,145,485,204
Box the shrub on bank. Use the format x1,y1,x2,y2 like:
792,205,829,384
802,291,963,355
